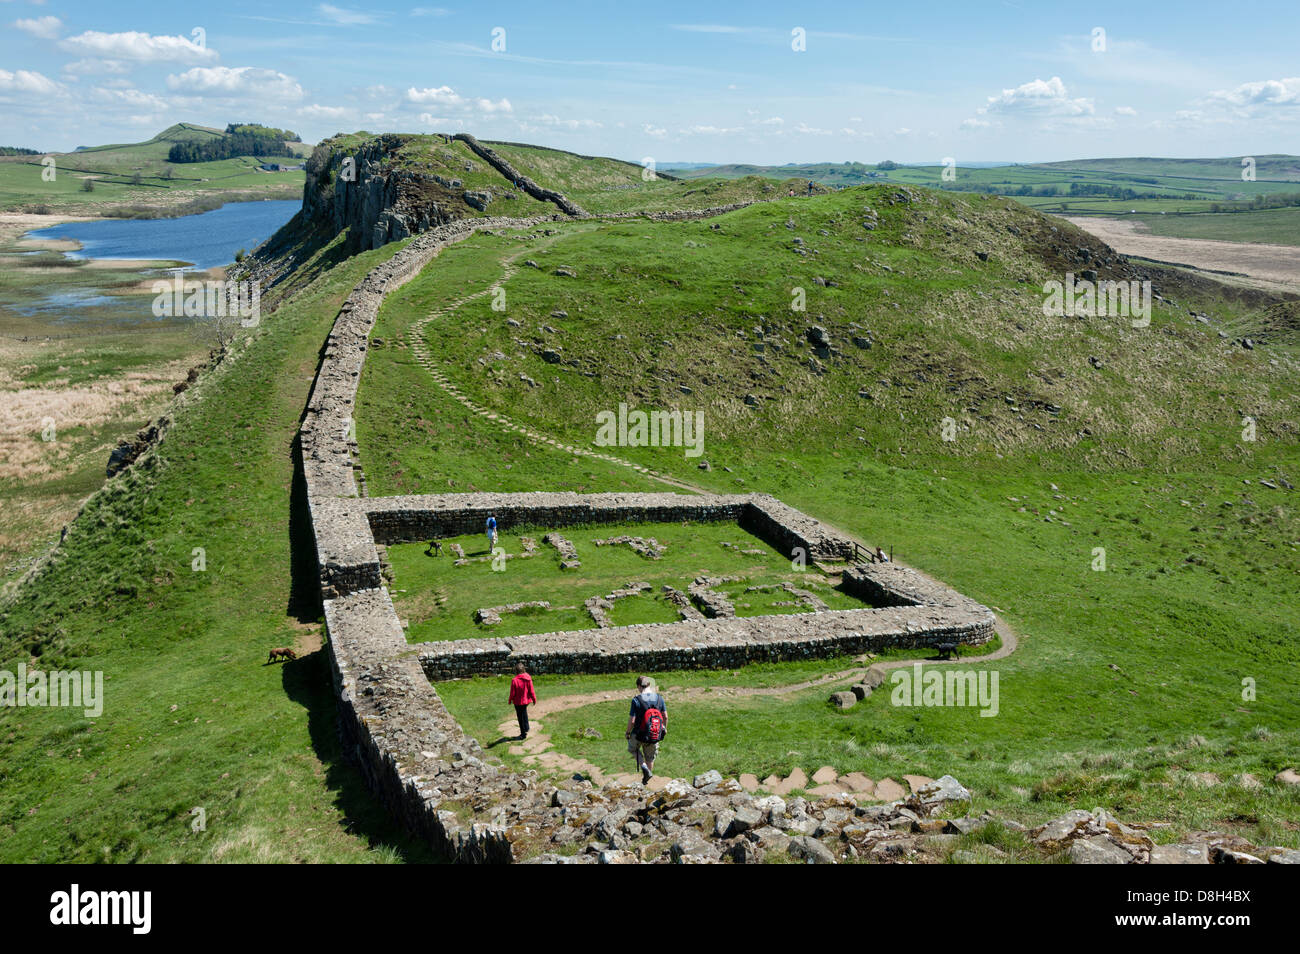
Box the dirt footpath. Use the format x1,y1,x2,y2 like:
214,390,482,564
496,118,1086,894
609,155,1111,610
1064,216,1300,290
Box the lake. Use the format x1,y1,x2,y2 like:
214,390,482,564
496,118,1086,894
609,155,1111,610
27,199,299,270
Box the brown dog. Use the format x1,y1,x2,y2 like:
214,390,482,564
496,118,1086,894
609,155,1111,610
267,647,297,663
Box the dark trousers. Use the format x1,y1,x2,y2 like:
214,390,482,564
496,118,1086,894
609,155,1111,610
514,704,530,737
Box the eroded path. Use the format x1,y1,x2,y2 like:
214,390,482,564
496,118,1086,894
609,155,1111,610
405,227,704,493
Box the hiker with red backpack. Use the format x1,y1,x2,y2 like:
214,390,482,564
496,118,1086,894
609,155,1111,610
626,675,667,785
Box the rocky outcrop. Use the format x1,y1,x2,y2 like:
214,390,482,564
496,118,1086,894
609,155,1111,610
106,416,169,478
303,134,461,251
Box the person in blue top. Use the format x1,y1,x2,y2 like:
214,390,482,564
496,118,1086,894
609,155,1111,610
486,515,498,553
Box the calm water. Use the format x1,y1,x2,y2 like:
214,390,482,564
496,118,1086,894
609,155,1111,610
28,200,299,270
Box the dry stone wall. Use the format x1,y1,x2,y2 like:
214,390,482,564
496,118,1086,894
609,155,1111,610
453,133,588,218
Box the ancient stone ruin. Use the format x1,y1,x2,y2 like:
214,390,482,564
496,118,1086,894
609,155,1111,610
298,212,1001,863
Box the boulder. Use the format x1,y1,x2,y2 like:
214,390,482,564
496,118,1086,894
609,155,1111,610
788,835,837,864
728,805,764,836
860,666,887,690
905,775,971,817
693,770,723,789
1150,844,1209,865
669,828,719,863
829,691,857,709
729,839,764,864
1068,835,1131,865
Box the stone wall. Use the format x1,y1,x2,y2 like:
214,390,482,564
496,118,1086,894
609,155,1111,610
418,605,994,679
453,133,588,218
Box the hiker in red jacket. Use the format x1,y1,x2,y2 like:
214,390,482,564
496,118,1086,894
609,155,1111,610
508,662,537,740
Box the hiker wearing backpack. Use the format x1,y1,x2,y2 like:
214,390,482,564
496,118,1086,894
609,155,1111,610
626,675,667,785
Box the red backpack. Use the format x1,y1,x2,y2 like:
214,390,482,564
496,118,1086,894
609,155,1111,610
637,696,666,743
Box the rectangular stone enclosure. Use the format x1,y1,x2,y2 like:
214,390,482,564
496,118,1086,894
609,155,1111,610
314,490,996,680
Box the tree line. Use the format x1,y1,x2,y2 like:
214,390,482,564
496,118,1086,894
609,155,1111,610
167,124,301,164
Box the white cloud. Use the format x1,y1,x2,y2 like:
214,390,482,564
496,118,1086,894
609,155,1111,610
642,123,667,138
59,30,217,64
317,4,377,26
62,58,131,76
167,66,304,101
299,104,353,120
90,85,169,111
0,68,61,96
530,114,602,129
960,117,992,129
1114,105,1137,116
14,15,61,39
682,124,742,135
1207,77,1300,109
982,76,1093,116
406,85,511,113
758,116,783,126
410,7,451,15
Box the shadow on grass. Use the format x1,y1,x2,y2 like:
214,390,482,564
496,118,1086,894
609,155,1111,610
280,648,441,863
287,437,322,624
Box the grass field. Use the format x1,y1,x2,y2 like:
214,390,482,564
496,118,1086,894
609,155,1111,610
387,520,866,642
347,184,1299,844
1128,207,1300,246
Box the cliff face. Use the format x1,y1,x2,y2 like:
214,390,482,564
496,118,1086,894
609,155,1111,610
302,134,458,251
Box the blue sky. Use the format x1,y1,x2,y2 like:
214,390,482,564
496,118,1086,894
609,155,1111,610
2,0,1299,163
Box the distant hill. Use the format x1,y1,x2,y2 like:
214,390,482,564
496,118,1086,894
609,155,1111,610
0,122,307,216
660,154,1300,221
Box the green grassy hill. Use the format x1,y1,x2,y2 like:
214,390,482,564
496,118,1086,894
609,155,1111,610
354,184,1300,840
0,123,306,216
2,135,1297,861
